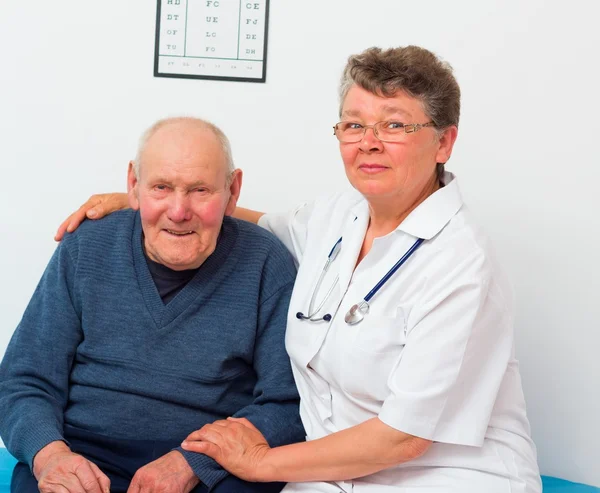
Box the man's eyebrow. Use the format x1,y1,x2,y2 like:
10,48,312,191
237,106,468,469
188,177,218,187
146,177,211,188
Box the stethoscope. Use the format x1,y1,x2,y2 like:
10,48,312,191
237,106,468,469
296,236,424,325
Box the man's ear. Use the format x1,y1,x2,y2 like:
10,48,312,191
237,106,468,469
127,161,140,210
225,169,243,216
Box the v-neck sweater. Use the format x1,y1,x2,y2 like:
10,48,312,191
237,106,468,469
0,210,304,489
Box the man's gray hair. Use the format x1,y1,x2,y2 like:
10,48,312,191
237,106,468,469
133,116,235,181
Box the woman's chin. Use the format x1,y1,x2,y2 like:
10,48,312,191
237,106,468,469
351,180,397,201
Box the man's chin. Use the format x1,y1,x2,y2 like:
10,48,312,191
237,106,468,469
163,258,204,271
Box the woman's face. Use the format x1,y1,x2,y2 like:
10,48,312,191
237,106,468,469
339,85,456,204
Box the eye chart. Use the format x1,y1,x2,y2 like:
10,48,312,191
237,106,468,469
154,0,269,82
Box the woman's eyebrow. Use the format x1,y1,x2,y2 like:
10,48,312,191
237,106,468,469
341,106,413,119
380,105,413,118
341,109,362,119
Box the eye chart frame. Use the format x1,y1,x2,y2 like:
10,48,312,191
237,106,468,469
154,0,270,83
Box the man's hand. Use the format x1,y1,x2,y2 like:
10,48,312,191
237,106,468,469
127,450,199,493
33,441,111,493
54,192,129,241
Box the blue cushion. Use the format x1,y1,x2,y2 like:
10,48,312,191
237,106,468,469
1,448,599,493
542,475,600,492
0,448,17,492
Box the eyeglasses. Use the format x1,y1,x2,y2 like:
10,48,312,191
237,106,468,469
333,121,436,143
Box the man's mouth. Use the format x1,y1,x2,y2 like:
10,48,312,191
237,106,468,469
165,229,194,236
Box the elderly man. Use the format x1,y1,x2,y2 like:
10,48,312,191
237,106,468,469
0,117,304,493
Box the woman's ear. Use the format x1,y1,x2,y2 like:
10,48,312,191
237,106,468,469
435,126,459,164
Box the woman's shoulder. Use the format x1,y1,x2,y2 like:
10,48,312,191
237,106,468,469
432,205,514,302
437,205,496,257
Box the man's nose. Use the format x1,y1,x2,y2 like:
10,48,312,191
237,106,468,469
167,194,192,223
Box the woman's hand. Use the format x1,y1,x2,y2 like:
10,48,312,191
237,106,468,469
181,417,272,482
54,193,129,241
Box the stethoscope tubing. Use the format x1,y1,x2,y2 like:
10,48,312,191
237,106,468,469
363,237,424,303
298,236,424,324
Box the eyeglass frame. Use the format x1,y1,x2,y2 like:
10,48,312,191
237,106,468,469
332,120,437,143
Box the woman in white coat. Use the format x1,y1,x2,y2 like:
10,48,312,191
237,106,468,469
56,45,541,493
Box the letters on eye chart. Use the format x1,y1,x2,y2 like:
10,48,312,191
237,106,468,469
155,0,270,82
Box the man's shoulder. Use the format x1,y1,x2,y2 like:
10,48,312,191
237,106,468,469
227,216,290,252
61,209,136,255
65,210,135,239
225,217,297,277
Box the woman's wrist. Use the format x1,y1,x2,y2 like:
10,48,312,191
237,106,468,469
255,446,280,482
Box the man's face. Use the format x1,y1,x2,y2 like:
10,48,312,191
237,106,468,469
128,122,241,271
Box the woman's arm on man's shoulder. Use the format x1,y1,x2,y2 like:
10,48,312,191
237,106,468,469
54,193,129,241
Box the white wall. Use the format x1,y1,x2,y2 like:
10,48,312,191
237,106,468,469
1,0,598,486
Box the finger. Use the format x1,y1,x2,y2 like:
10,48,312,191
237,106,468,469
85,200,110,220
74,461,105,493
186,424,228,447
184,429,203,441
211,419,232,428
86,208,99,219
181,439,220,459
39,471,87,493
55,214,76,241
126,476,141,493
227,417,258,431
50,474,88,493
88,462,111,493
61,195,105,237
66,210,90,233
184,422,224,441
38,482,71,493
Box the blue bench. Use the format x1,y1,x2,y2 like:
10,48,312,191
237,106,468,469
0,448,598,492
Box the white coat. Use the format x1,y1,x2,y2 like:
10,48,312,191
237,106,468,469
259,173,541,493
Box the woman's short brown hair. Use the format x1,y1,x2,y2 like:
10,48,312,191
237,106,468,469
339,46,461,131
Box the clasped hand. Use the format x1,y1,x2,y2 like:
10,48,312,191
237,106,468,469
34,441,198,493
181,417,272,482
34,442,111,493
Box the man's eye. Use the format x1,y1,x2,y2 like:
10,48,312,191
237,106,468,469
194,188,209,194
154,185,168,191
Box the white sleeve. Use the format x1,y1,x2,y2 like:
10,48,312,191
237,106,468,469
257,202,315,265
378,248,513,447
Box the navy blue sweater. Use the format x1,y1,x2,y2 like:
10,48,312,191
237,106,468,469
0,210,304,488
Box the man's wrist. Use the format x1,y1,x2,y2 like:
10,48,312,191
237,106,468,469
170,450,201,491
32,440,70,479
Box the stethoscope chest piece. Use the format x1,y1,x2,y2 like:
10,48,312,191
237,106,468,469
344,300,369,325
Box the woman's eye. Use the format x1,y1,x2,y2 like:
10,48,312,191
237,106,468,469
387,121,405,129
347,123,363,130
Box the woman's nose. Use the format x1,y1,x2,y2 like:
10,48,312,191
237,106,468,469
359,126,383,152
